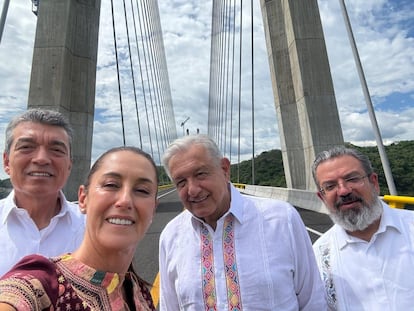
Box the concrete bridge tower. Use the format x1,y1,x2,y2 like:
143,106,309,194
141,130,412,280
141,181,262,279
26,0,344,197
260,0,344,190
27,0,101,200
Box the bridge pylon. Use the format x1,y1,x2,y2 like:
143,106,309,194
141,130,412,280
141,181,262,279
260,0,344,190
27,0,101,200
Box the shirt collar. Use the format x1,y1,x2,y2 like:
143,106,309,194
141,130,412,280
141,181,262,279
190,183,244,229
0,190,71,224
374,201,404,240
227,183,244,224
0,190,16,224
57,254,123,295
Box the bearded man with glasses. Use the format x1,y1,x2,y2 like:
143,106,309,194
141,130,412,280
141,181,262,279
311,146,414,311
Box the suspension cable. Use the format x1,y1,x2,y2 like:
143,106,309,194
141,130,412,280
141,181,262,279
229,0,236,166
135,0,155,158
129,0,148,148
237,0,243,183
122,0,143,148
110,0,126,145
250,0,255,184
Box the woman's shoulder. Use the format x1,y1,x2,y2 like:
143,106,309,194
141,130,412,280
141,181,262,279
0,254,60,310
1,254,56,278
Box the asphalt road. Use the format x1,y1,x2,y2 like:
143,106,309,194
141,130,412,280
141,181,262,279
133,188,182,286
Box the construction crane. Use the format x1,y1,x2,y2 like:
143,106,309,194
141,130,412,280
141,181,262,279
180,117,190,136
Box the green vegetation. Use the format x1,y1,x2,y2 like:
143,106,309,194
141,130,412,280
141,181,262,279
349,141,414,196
1,141,413,198
0,178,12,199
157,166,170,185
230,140,414,197
230,149,286,187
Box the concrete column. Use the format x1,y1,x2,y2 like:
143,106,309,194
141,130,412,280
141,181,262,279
28,0,101,201
260,0,344,190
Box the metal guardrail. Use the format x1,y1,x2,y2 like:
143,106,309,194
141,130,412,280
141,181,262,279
382,195,414,209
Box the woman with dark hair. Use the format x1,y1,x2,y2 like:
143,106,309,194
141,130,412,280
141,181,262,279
0,146,158,311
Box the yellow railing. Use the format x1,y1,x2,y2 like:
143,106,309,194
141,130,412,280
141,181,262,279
382,195,414,209
158,184,174,190
231,184,414,210
233,183,246,190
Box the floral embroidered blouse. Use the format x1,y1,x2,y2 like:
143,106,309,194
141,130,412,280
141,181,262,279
0,254,155,310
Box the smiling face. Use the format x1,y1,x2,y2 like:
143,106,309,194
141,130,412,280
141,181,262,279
78,149,158,255
3,121,72,200
168,144,231,228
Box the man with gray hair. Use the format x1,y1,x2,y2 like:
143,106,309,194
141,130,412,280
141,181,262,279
312,146,414,310
159,134,326,310
0,109,85,276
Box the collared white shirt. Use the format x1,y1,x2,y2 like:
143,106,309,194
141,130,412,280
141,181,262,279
159,184,327,310
313,202,414,311
0,190,85,276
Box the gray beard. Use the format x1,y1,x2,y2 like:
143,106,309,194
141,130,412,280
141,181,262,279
329,196,383,232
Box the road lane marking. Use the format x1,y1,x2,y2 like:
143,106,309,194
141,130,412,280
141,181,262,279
306,226,323,237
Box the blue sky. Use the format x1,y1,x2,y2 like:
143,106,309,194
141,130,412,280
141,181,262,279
0,0,413,180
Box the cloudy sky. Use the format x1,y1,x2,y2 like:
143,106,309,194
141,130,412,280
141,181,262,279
0,0,413,180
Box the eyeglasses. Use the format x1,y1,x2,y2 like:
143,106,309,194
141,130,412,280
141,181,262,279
319,174,370,195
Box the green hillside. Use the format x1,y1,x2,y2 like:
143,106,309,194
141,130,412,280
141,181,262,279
230,140,414,197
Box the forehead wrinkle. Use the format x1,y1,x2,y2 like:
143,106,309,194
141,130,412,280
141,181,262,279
172,163,209,180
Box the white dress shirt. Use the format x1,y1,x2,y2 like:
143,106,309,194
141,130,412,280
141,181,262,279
0,190,85,276
159,184,327,310
313,202,414,311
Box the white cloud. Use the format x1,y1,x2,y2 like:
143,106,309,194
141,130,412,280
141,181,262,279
0,0,412,180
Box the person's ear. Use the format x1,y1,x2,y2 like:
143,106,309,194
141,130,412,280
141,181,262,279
316,186,329,204
3,152,10,175
221,157,231,180
316,191,324,201
78,185,87,214
368,173,380,194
